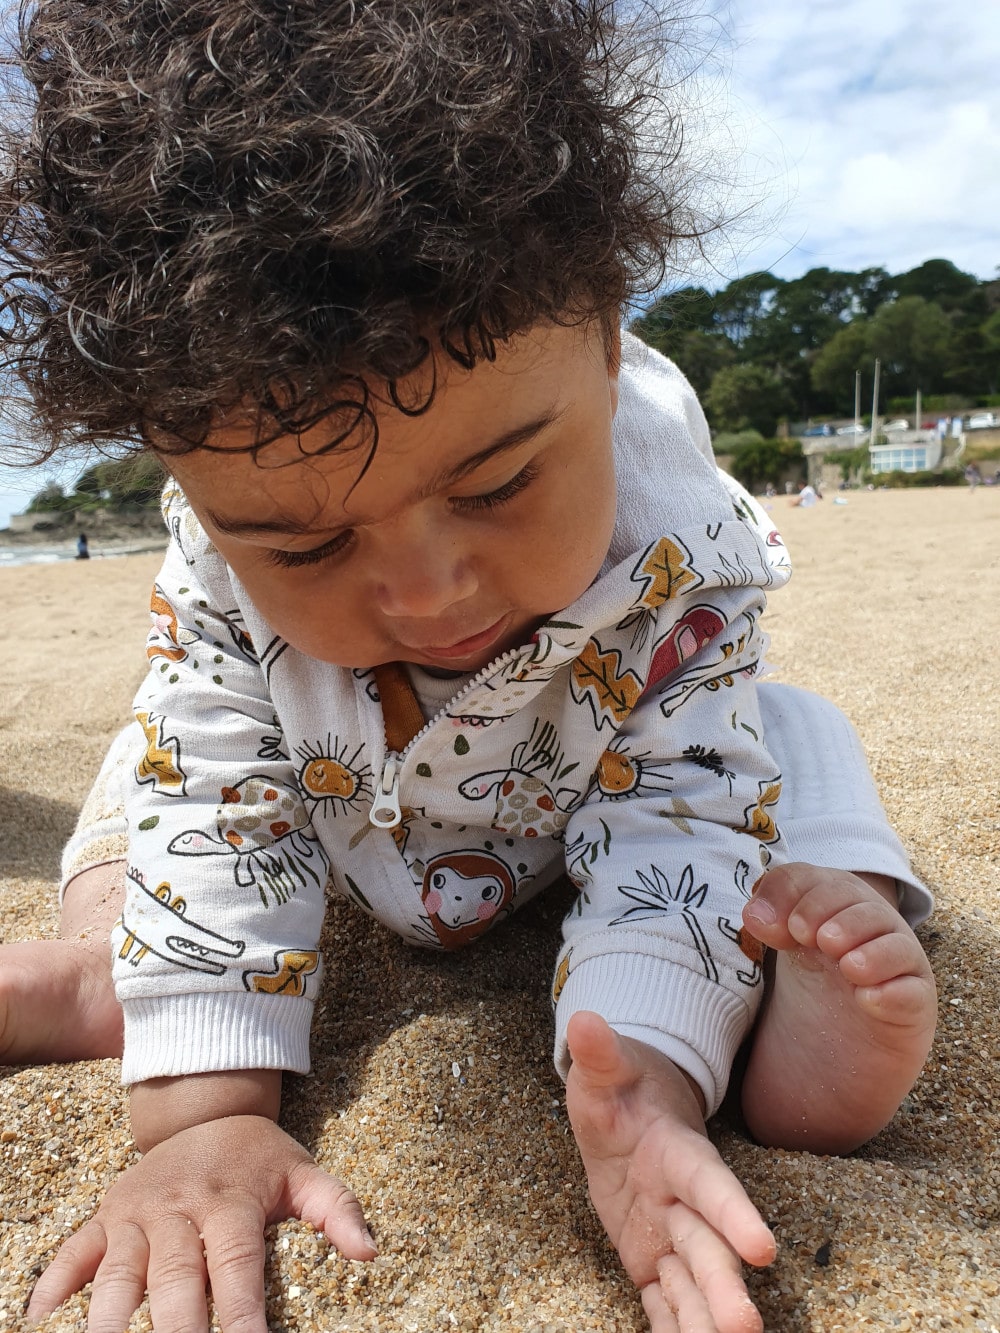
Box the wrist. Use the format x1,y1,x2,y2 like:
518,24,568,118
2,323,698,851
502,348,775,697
130,1068,282,1152
614,1032,708,1123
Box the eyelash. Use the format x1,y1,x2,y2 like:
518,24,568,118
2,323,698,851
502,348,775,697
266,461,540,570
267,531,355,569
450,461,540,513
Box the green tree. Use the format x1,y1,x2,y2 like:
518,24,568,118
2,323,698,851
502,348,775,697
891,258,979,313
704,363,791,438
26,483,71,513
727,438,804,494
630,288,737,397
869,296,955,395
72,456,164,507
810,319,872,412
710,272,784,348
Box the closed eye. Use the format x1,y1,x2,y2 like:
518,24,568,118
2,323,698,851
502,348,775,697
450,461,540,513
266,530,355,569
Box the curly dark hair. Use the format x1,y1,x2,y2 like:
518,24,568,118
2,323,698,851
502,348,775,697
0,0,705,458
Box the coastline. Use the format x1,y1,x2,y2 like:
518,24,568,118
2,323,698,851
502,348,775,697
0,537,168,567
1,489,998,1332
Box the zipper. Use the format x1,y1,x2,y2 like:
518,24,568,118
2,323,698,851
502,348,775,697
370,752,403,829
368,645,526,831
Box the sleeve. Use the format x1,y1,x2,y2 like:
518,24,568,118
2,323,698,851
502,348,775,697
553,580,784,1118
60,723,136,899
757,682,933,927
112,509,330,1085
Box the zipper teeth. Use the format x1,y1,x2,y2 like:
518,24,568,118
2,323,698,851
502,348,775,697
394,645,525,761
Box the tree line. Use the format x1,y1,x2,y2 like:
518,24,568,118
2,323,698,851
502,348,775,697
630,258,1000,438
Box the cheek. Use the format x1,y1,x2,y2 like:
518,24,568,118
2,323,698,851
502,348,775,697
521,473,615,600
228,564,377,666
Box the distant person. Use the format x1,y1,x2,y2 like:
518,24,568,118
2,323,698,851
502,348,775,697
965,462,982,491
75,531,89,559
790,480,820,507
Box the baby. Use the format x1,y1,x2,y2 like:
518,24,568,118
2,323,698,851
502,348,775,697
0,2,936,1330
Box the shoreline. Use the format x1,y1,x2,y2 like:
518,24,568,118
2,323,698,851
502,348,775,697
0,537,168,567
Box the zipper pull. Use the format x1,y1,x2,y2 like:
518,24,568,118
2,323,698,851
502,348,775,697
370,753,402,829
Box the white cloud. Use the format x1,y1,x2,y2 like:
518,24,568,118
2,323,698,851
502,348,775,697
684,0,1000,283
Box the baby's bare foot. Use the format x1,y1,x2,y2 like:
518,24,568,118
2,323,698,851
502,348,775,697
0,938,123,1065
738,863,937,1154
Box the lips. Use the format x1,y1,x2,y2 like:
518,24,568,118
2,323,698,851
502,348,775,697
404,614,512,663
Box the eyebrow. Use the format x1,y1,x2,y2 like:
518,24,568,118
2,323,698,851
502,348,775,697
203,407,563,539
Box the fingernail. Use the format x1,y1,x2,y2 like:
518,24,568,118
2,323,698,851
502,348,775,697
745,897,775,925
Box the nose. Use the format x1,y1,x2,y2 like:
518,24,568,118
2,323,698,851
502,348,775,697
373,529,478,620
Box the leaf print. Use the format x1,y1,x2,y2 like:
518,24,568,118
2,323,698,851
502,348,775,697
682,744,735,795
633,536,700,608
734,778,782,844
134,710,187,796
609,864,719,981
609,863,708,925
564,820,612,888
343,873,374,912
657,797,697,835
571,639,643,728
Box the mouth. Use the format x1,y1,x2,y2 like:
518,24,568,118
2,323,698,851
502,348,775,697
405,614,513,664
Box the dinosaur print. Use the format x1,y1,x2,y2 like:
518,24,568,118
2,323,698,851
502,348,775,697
118,866,245,975
167,776,326,906
458,719,582,837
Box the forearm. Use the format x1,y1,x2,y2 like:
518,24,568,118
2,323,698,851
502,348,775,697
130,1068,282,1152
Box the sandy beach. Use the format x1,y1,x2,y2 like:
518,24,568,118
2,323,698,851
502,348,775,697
1,486,998,1332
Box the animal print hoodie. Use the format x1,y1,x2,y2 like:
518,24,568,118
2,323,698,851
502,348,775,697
113,334,791,1115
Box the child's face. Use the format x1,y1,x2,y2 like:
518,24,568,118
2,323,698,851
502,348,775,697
166,321,620,672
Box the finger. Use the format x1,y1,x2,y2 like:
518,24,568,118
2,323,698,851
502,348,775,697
666,1134,776,1267
640,1277,681,1333
200,1201,269,1333
658,1252,716,1332
26,1222,109,1324
668,1201,765,1332
146,1216,210,1333
566,1010,641,1092
85,1222,150,1333
288,1162,378,1260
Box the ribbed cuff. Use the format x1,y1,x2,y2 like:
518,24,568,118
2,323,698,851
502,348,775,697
120,990,314,1084
553,938,758,1117
781,813,934,926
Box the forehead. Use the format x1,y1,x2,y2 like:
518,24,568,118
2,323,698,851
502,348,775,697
165,321,611,521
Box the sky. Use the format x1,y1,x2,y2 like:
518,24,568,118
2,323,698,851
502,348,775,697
3,0,999,527
686,0,1000,286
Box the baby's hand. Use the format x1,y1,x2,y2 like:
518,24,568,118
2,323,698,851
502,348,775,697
565,1012,774,1333
27,1114,377,1332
